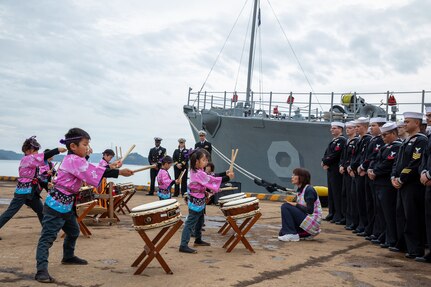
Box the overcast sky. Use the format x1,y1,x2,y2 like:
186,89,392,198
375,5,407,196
0,0,430,156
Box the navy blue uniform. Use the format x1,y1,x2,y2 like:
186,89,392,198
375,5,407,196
322,136,346,222
370,139,402,246
350,134,372,232
340,136,359,228
172,148,189,196
391,133,428,256
362,135,385,236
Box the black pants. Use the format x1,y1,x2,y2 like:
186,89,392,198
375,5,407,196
398,183,425,256
327,167,343,221
355,175,367,231
425,187,431,257
341,173,350,224
372,181,385,239
364,177,375,235
375,184,397,246
173,167,188,196
0,193,43,229
149,168,159,194
349,177,360,228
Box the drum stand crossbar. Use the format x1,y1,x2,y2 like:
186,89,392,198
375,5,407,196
116,189,136,214
131,220,183,275
222,212,262,253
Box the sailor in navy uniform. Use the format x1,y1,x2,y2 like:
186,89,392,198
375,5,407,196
417,107,431,263
339,121,359,229
360,117,386,240
321,121,346,223
367,122,401,248
173,138,189,197
147,137,167,195
348,117,372,234
391,112,427,259
195,130,212,156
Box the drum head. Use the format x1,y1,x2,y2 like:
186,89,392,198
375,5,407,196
222,197,258,207
218,193,245,201
131,199,178,213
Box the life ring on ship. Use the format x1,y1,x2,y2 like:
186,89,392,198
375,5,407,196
314,186,328,207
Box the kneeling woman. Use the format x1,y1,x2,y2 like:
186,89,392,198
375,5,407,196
278,168,322,242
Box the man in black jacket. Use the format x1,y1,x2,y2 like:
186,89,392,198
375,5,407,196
339,121,359,229
173,138,189,197
195,130,212,156
348,117,372,234
147,137,166,196
321,121,346,223
417,106,431,263
391,112,427,259
368,122,401,248
361,117,386,240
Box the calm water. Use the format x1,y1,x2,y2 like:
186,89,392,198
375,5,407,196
0,159,165,186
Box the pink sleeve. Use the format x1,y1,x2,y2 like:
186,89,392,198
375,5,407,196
62,155,106,187
157,170,172,188
98,159,108,167
26,153,46,168
191,170,222,192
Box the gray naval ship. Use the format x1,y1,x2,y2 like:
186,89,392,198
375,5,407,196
183,0,429,193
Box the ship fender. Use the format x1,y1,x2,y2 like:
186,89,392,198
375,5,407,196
314,185,328,207
201,110,221,137
267,141,300,179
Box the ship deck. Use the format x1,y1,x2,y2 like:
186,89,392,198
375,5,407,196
0,180,430,287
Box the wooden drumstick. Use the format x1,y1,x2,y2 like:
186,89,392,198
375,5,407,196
120,144,136,163
119,146,123,159
133,164,156,173
49,162,58,173
229,148,238,173
220,186,238,191
178,169,187,183
115,146,119,160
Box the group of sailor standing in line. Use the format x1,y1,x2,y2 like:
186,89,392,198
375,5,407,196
322,109,431,264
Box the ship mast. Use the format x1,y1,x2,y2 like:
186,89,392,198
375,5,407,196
245,0,259,107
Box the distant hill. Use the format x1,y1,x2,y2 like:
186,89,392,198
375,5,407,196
0,149,147,166
0,149,22,160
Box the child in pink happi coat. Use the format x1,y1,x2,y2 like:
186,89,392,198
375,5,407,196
179,149,234,254
34,128,134,283
156,156,179,200
0,137,66,240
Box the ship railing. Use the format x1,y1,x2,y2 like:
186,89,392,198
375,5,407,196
187,88,430,122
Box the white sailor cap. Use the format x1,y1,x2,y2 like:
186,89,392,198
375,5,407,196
345,121,356,127
397,121,406,127
353,117,369,124
422,116,427,125
154,137,162,141
403,112,423,120
369,117,387,124
426,106,431,113
331,121,344,128
198,130,206,136
380,122,397,133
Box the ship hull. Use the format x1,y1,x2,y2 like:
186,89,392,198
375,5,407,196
184,106,332,193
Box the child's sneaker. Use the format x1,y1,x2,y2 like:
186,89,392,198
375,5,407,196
277,234,300,242
179,245,197,253
35,269,55,283
194,239,211,246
